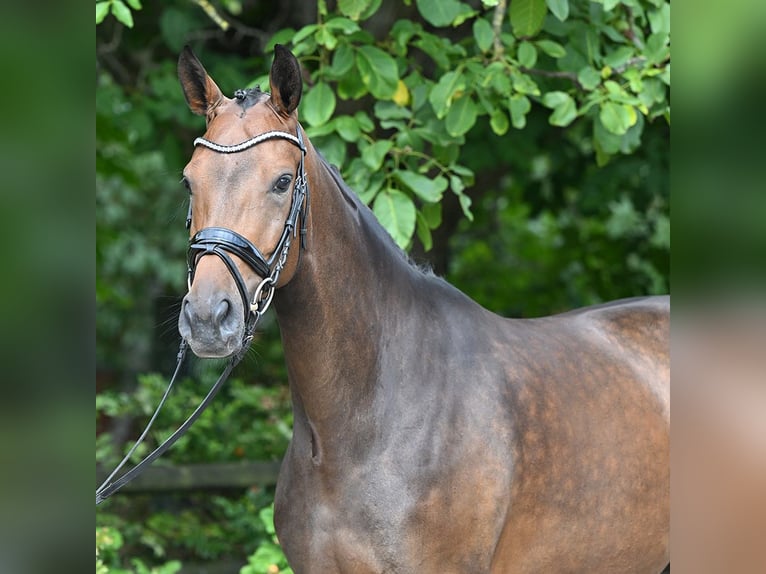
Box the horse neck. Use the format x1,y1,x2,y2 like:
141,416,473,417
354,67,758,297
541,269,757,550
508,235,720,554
273,145,416,454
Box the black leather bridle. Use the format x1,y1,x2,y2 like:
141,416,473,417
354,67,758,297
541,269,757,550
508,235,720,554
96,126,309,505
188,127,309,334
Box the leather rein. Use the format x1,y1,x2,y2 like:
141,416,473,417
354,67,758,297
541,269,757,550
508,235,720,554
96,127,308,505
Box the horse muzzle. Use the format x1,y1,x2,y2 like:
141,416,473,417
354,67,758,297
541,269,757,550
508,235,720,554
178,275,246,358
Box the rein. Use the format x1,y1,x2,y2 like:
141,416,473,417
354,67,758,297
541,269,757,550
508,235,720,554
96,126,308,505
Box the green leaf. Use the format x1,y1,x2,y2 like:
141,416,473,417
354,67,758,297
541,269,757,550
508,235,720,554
535,40,566,58
351,165,385,204
599,101,635,135
374,100,412,120
473,18,494,53
124,0,142,10
542,91,577,126
453,5,479,27
292,24,319,45
648,2,670,36
327,43,355,78
604,46,634,69
459,193,474,221
302,82,336,126
416,0,465,27
360,0,383,20
485,62,511,93
338,0,372,21
450,163,475,181
549,98,577,126
315,27,338,49
508,94,531,129
361,140,393,170
421,201,443,228
416,212,434,251
305,120,338,138
259,504,276,535
356,45,399,99
394,170,449,202
96,2,110,24
510,0,546,38
445,95,478,137
429,70,465,119
645,33,670,65
603,0,620,10
335,116,361,141
490,109,510,135
413,33,452,69
391,19,420,54
594,114,621,154
354,110,375,132
111,1,134,28
324,17,361,34
619,112,644,154
510,71,540,96
577,66,601,90
546,0,569,21
541,90,568,108
517,42,537,68
373,189,416,249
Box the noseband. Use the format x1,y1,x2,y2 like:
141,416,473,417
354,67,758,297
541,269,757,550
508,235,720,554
188,127,309,340
96,126,309,505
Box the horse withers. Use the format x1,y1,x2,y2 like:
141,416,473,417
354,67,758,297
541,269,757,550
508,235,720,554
177,44,670,573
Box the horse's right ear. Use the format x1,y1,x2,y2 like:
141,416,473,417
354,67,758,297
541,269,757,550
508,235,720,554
269,44,303,116
178,45,224,116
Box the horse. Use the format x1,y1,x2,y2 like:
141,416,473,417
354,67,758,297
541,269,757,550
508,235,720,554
176,44,670,573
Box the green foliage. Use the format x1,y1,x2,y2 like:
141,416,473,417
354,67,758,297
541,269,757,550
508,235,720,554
96,0,142,28
240,504,293,574
96,372,292,467
97,367,292,568
97,526,182,574
254,0,671,248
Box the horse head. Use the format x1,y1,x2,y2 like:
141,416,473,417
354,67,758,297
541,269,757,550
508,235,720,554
177,45,307,358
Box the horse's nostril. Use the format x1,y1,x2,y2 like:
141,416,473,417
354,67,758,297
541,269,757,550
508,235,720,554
213,298,231,328
182,299,194,324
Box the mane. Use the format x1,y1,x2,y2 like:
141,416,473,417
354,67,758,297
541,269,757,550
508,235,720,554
234,87,268,110
315,152,435,278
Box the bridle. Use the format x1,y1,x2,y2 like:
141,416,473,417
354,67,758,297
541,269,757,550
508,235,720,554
188,127,309,337
96,125,309,505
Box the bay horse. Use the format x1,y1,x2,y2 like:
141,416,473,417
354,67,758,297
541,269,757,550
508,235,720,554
177,45,670,573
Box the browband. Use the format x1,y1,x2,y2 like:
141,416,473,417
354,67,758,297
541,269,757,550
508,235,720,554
194,130,305,154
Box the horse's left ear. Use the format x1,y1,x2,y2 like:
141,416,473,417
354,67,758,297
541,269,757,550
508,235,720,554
269,44,303,116
178,45,224,116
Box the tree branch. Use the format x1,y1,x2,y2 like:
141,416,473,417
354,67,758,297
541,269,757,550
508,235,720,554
492,0,508,59
521,66,583,89
191,0,229,31
622,6,644,49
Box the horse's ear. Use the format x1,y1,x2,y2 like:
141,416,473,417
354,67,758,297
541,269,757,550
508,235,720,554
178,45,224,116
269,44,303,116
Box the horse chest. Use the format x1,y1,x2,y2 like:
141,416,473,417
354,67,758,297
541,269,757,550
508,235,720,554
274,443,508,574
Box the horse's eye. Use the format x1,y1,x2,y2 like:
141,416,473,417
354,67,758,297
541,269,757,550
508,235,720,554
181,177,192,194
274,175,292,193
